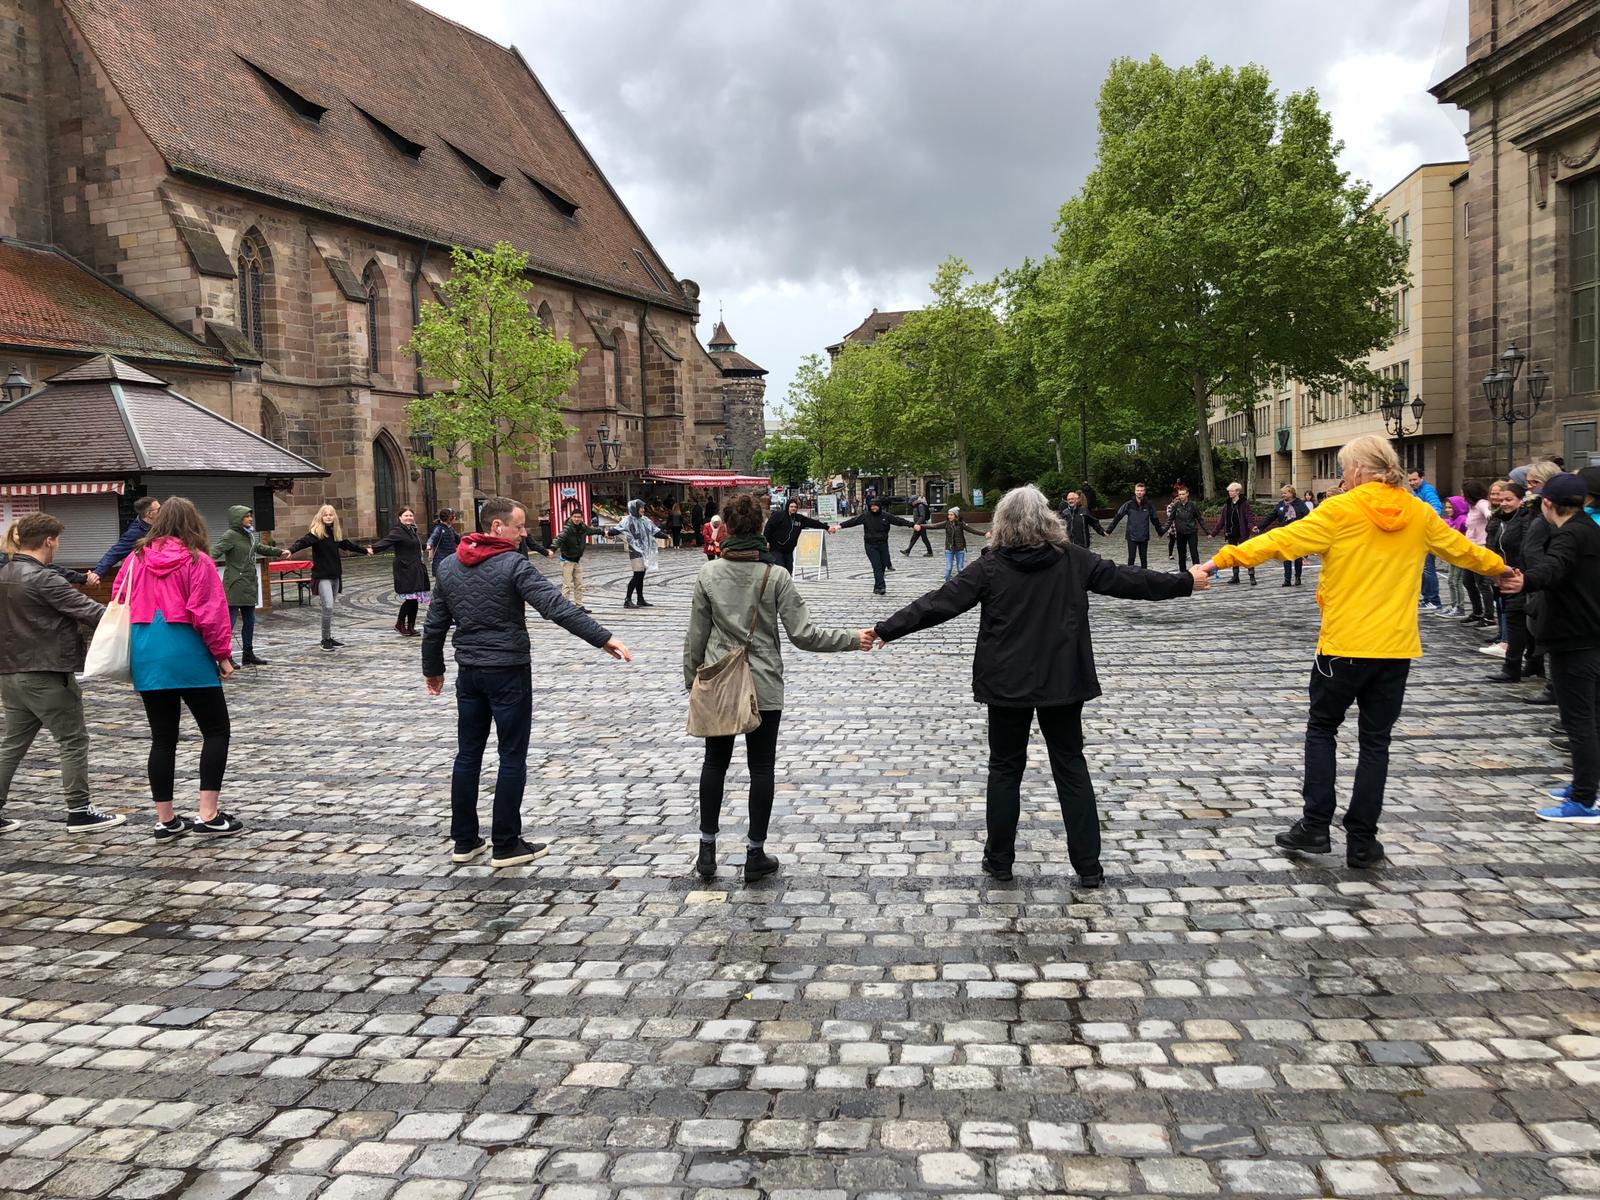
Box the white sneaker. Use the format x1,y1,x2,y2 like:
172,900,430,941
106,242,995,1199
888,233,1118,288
1477,642,1508,657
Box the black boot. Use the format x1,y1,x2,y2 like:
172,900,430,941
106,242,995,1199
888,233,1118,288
744,847,780,881
241,652,267,666
695,840,716,878
1274,819,1331,854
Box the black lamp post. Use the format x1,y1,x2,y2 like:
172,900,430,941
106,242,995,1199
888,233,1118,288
407,428,438,525
704,433,731,469
2,365,30,405
1481,338,1550,471
1380,379,1425,441
585,420,622,471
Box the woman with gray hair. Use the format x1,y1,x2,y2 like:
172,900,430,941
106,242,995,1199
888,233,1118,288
864,484,1207,887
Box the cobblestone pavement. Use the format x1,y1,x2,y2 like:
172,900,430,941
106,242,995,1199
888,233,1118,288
1,530,1598,1200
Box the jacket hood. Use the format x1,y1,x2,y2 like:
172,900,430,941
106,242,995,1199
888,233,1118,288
138,536,199,575
227,505,252,533
1344,482,1416,533
1447,494,1466,515
456,533,520,567
996,543,1064,572
628,499,644,517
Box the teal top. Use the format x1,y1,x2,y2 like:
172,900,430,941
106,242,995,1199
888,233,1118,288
130,612,221,692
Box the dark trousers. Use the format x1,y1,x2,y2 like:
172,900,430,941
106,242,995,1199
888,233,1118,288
906,527,932,554
450,664,532,850
1505,610,1536,679
774,547,795,575
1466,572,1488,618
1226,536,1255,582
1550,649,1600,804
625,562,648,603
140,687,231,800
398,598,419,625
865,542,889,592
230,605,255,657
1175,532,1200,571
984,703,1100,875
1302,656,1410,844
670,527,684,548
699,709,782,843
1125,539,1148,567
1283,558,1303,584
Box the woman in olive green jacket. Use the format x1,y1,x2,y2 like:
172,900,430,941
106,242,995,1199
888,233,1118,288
211,505,286,665
683,493,862,882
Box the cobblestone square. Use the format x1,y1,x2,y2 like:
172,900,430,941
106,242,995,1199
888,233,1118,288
1,534,1597,1199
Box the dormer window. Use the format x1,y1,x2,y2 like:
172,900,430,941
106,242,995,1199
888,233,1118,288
239,56,327,123
357,107,423,160
446,142,504,189
523,172,578,218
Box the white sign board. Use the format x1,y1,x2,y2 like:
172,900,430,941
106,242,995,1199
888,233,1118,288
971,488,985,508
815,494,838,521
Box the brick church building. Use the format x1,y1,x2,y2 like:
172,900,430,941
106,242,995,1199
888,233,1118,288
0,0,765,537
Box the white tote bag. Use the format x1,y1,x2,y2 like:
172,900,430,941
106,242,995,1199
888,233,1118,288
80,557,135,683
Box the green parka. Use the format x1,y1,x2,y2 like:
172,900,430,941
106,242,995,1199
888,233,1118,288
211,505,279,607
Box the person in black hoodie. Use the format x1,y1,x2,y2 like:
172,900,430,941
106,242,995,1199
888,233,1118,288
864,484,1207,887
903,496,934,556
764,498,838,575
840,496,917,595
287,504,372,651
1059,491,1104,548
1106,483,1166,568
369,507,431,637
1166,484,1205,571
423,496,631,868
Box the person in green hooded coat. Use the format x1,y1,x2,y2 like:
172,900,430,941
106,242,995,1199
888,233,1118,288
211,505,288,665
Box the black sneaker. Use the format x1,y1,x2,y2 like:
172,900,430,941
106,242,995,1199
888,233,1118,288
695,840,717,878
623,600,636,608
1550,737,1572,753
491,839,548,868
327,638,345,648
451,837,487,864
320,639,336,652
636,600,653,608
743,848,780,881
241,654,268,666
66,806,126,832
1347,841,1386,869
0,816,17,834
981,858,1013,882
154,816,194,841
192,811,244,836
1274,819,1331,854
1076,869,1105,889
1524,688,1557,705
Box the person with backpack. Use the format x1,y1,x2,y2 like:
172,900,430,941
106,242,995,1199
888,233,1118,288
211,504,289,664
1256,485,1311,586
427,509,460,567
1106,482,1166,568
903,496,934,557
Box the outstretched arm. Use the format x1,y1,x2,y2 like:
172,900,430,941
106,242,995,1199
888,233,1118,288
1211,507,1336,571
1425,512,1508,577
873,563,986,643
1082,546,1196,601
776,574,858,653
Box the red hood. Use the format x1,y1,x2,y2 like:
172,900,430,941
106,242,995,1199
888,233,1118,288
456,533,520,566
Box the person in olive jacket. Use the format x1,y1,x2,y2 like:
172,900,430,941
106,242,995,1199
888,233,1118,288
287,504,372,651
863,485,1208,887
211,504,288,665
369,507,431,637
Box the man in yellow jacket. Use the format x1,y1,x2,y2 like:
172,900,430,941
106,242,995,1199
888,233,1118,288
1200,435,1510,868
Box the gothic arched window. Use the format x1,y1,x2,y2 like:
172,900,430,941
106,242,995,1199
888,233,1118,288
364,262,382,374
237,233,267,355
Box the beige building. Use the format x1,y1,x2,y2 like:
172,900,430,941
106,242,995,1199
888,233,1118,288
1209,161,1466,498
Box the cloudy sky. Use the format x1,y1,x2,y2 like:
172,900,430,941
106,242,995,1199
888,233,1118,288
424,0,1470,411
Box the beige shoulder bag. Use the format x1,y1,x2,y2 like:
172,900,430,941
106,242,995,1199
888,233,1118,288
686,564,771,738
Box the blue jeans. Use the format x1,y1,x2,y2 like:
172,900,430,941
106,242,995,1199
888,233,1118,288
230,605,255,657
945,550,966,580
1420,554,1440,605
450,664,532,850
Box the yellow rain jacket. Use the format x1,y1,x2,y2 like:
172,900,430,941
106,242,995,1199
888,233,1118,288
1212,482,1506,659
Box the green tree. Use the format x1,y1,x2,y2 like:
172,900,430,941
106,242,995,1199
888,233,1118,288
752,433,816,487
1044,56,1408,498
786,353,851,483
403,241,583,495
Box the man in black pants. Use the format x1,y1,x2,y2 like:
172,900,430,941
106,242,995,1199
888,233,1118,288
904,496,933,556
841,497,916,594
1107,483,1165,567
1059,491,1104,548
1167,484,1204,571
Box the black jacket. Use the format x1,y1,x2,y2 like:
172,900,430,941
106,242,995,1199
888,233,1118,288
841,505,912,544
1059,504,1104,548
1500,501,1539,613
554,520,603,561
370,523,429,594
874,541,1193,706
912,500,931,524
764,509,828,555
1520,515,1600,652
287,530,366,588
422,542,612,675
427,521,460,564
1167,499,1204,537
1108,497,1164,542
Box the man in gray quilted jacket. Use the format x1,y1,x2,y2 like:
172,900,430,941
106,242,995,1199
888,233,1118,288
423,496,630,870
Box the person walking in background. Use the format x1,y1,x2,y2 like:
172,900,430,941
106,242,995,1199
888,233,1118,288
1167,484,1205,571
554,508,605,613
288,504,372,651
423,496,630,869
904,496,934,556
369,507,431,638
118,497,242,839
1059,491,1104,549
0,513,113,834
85,494,159,588
866,485,1206,887
841,495,917,595
702,513,726,559
1409,467,1445,611
1107,482,1166,568
1256,485,1311,586
617,498,663,608
1201,436,1508,868
667,501,686,549
690,500,705,547
1462,480,1495,627
1212,482,1257,585
684,493,862,881
764,497,837,576
427,509,460,568
211,505,287,665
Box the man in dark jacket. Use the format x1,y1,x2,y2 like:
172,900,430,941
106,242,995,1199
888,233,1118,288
1501,472,1600,824
86,495,159,587
1212,482,1257,585
1167,484,1205,571
1257,485,1311,587
765,498,837,576
903,496,934,557
840,497,916,595
1106,483,1166,568
0,513,119,833
423,496,631,868
1059,491,1104,548
553,510,606,612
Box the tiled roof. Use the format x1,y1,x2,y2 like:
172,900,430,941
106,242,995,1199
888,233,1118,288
708,320,735,349
0,240,232,369
59,0,692,312
829,309,912,352
710,349,767,376
0,356,325,480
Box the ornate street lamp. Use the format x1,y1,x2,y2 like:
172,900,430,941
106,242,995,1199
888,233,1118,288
1482,339,1551,471
704,433,732,469
2,365,30,405
407,427,438,521
1380,378,1424,440
585,419,622,470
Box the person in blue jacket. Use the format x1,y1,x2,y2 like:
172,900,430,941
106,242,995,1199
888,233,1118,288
86,495,159,587
1409,468,1445,610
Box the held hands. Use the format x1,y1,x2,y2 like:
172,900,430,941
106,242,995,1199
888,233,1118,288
602,637,632,662
85,570,102,587
424,674,444,695
857,628,884,652
1187,565,1211,591
1497,568,1525,594
828,525,841,534
366,546,375,555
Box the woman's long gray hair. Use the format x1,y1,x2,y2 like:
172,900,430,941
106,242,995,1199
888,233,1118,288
989,484,1067,549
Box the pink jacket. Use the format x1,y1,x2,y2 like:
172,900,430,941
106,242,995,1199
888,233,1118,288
114,537,233,658
1465,497,1491,545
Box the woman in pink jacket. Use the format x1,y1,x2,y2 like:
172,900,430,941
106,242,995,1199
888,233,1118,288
115,497,241,838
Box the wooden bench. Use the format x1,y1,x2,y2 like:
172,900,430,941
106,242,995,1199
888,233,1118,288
268,559,313,606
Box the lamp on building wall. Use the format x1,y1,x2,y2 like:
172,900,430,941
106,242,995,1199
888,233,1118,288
585,420,623,471
2,365,31,405
703,432,732,469
1481,338,1551,471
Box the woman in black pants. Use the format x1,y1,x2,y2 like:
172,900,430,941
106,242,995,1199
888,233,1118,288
682,493,862,880
867,485,1206,887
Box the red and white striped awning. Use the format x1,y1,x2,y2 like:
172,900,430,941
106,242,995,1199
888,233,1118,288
0,481,126,496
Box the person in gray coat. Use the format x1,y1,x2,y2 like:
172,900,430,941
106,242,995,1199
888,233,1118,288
683,492,863,881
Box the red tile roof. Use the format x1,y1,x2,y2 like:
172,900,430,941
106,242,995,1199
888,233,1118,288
709,350,767,376
828,309,912,353
59,0,692,312
0,240,232,369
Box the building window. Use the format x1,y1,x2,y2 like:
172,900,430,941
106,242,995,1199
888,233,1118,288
1399,286,1410,333
1313,449,1337,478
364,263,382,375
1398,439,1425,473
1572,175,1599,395
237,234,266,355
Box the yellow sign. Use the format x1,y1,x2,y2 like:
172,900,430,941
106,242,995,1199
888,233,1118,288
793,529,828,578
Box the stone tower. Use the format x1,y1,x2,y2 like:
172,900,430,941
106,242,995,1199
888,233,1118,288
706,319,767,474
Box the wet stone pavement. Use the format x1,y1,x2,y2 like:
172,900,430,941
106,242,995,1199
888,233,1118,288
0,531,1597,1200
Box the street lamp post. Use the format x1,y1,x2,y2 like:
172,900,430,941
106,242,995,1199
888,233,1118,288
407,428,437,525
1380,379,1425,441
585,420,623,471
703,433,732,470
1481,339,1551,472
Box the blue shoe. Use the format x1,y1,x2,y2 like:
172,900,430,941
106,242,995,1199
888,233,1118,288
1535,799,1600,824
1548,784,1573,801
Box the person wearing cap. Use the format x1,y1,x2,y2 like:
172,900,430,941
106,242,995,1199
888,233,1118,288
1198,435,1510,868
931,505,989,580
1499,470,1600,825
